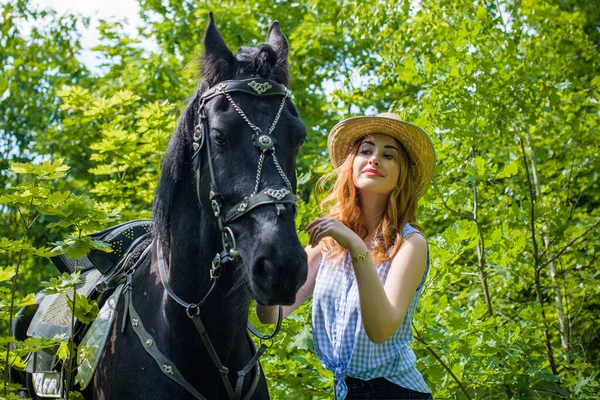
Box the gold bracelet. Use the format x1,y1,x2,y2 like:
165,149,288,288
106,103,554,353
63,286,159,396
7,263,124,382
351,249,370,262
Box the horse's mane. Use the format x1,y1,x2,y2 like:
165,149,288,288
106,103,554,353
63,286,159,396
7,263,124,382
152,91,199,253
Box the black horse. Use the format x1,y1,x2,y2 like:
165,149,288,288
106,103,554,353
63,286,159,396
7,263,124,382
93,14,308,400
13,13,308,400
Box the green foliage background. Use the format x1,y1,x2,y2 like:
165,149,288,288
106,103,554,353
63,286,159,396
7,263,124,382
1,0,599,398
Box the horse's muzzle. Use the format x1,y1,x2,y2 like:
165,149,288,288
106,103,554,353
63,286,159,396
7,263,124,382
249,244,307,306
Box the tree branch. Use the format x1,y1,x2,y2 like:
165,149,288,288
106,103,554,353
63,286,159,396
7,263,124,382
412,323,472,400
518,135,559,377
432,181,472,220
541,218,600,270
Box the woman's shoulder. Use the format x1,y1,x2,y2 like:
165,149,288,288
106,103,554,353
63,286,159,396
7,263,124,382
401,223,427,241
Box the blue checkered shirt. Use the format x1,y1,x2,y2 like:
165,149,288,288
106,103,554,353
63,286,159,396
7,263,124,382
312,223,431,399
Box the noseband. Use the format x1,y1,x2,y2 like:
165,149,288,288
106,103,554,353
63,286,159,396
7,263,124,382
192,78,297,268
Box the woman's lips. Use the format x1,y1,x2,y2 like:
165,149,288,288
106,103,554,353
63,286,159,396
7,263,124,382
363,168,383,177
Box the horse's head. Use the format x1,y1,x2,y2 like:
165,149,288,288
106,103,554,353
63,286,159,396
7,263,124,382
156,13,307,306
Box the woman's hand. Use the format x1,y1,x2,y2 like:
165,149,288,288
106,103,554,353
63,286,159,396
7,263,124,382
305,218,366,255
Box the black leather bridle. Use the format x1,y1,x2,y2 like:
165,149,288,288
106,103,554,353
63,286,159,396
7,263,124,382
192,78,298,263
127,78,297,400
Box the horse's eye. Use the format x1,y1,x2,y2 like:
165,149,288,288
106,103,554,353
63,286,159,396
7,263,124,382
212,131,227,146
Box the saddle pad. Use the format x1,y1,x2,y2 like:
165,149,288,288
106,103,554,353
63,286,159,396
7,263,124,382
27,269,102,338
32,371,63,398
75,284,124,390
25,347,55,374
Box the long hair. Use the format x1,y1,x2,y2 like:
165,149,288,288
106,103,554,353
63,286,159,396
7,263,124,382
319,136,421,263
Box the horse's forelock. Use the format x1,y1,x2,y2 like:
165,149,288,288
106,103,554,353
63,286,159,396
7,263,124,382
252,44,277,80
234,45,289,85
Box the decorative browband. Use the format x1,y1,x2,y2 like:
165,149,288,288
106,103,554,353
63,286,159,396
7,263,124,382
200,79,290,102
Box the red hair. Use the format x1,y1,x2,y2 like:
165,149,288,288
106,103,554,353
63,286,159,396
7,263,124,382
319,136,421,263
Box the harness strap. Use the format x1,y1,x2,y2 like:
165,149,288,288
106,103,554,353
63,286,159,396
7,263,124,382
126,276,208,400
236,340,267,400
188,313,236,399
247,305,283,341
119,243,153,334
157,240,217,309
240,334,262,400
156,237,268,400
97,233,153,293
121,280,131,334
224,186,295,223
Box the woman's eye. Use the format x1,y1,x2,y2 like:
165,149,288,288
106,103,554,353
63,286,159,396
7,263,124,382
384,154,394,160
360,149,372,155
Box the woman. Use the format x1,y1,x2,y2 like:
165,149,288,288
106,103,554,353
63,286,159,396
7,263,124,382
258,112,435,399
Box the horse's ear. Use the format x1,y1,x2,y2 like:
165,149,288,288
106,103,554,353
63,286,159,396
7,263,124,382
202,12,235,86
266,21,289,67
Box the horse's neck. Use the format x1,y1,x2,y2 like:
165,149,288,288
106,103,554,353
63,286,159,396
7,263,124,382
154,203,251,361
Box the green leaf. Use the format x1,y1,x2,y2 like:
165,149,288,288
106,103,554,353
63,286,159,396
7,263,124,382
0,266,16,282
17,293,37,307
57,342,70,361
473,156,489,179
34,246,60,258
68,392,85,400
9,162,34,174
0,236,14,250
497,160,519,178
426,365,445,384
68,293,99,324
287,325,313,351
0,76,7,96
297,172,311,185
46,191,70,205
42,272,81,295
52,236,95,260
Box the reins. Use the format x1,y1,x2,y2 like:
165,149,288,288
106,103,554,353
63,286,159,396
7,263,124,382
124,78,292,400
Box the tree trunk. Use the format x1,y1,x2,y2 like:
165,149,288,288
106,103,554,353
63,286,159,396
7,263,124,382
524,131,571,361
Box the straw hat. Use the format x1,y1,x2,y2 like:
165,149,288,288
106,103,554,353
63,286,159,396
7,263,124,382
327,112,436,199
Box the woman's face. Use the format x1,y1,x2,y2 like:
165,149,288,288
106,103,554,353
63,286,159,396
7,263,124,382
352,133,401,196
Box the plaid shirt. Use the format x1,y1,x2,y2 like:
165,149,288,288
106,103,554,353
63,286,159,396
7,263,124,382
312,223,431,399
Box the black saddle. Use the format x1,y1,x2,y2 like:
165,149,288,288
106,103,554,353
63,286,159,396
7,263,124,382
51,220,153,275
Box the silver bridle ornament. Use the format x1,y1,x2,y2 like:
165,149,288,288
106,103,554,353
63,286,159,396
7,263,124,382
192,78,299,258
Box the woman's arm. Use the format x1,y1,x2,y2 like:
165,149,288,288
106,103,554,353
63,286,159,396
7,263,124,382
349,233,427,343
306,218,428,344
256,244,322,324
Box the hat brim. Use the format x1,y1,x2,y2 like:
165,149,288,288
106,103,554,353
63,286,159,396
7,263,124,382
327,115,436,199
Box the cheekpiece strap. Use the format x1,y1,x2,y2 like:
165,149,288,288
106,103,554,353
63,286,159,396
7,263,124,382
200,79,290,103
224,186,295,223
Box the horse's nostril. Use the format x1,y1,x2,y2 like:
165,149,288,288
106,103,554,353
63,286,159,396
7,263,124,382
253,257,275,284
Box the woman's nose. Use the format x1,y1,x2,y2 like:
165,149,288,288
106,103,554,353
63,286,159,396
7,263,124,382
368,155,380,166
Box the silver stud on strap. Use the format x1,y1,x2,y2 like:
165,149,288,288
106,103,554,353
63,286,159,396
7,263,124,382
265,188,290,201
248,80,272,94
145,339,153,347
257,134,273,149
